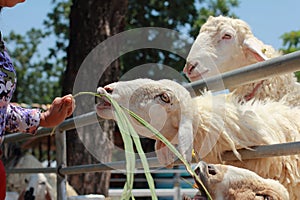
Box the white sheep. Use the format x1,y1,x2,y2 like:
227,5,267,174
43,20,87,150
96,78,300,199
7,154,78,200
7,154,45,194
184,161,289,200
18,173,53,200
183,15,300,106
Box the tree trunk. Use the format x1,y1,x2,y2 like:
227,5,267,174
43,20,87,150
63,0,127,196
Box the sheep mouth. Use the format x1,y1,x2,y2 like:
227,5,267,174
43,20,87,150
188,163,210,200
188,70,209,81
96,96,112,110
191,179,209,200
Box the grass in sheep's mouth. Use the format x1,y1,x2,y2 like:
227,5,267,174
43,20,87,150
72,92,212,200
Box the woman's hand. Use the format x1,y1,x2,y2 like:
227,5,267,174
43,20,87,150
40,94,75,128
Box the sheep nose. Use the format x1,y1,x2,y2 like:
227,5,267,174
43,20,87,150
184,62,198,74
97,86,114,94
24,187,35,199
207,164,217,175
97,87,106,95
194,161,207,175
104,86,114,94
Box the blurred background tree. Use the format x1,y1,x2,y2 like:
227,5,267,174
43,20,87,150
63,0,127,196
4,29,61,103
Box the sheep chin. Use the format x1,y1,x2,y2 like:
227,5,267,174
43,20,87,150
95,100,114,120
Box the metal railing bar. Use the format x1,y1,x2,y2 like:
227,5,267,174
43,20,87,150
8,141,300,175
57,111,102,132
7,142,300,175
6,167,56,174
55,141,300,175
3,111,102,143
222,141,300,161
3,127,53,143
58,157,159,175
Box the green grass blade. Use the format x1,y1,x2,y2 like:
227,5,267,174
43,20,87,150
106,94,157,200
109,99,135,199
129,128,158,200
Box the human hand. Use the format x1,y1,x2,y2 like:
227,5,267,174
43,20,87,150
40,94,75,128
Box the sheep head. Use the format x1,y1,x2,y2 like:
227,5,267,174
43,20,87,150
19,173,53,200
184,15,276,82
96,78,196,166
187,161,289,200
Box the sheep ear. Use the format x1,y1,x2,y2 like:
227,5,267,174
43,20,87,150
155,116,193,166
177,116,194,163
243,37,269,61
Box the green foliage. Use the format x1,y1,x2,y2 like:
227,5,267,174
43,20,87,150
4,29,61,103
4,0,71,104
123,0,198,73
43,0,71,63
279,30,300,82
280,30,300,54
127,0,197,29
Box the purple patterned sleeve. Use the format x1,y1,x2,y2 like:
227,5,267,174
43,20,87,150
5,104,41,134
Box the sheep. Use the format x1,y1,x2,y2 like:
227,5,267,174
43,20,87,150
7,154,45,194
17,173,78,200
183,15,300,106
95,78,300,199
183,161,289,200
7,154,78,200
18,173,53,200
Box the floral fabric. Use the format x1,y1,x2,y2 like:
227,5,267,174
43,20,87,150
0,37,40,144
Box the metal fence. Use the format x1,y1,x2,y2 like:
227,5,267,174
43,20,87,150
3,50,300,199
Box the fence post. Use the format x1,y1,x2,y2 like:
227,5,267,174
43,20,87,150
174,172,181,200
56,129,67,200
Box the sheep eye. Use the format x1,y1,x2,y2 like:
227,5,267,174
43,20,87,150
39,181,46,185
159,93,170,103
222,33,232,40
257,194,271,200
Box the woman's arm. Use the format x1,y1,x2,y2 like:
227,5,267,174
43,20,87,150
5,104,40,134
5,94,75,133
